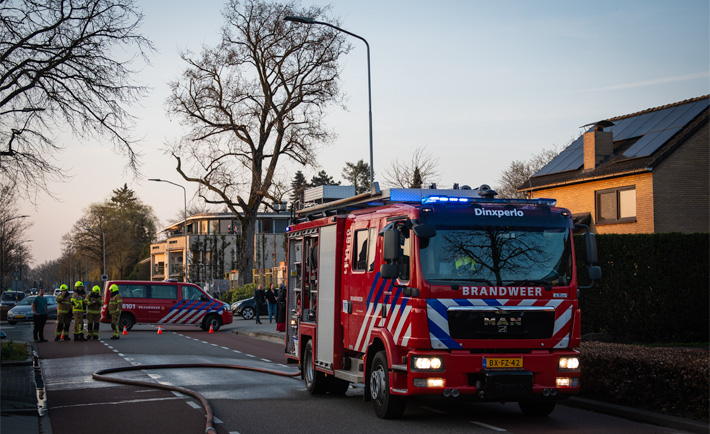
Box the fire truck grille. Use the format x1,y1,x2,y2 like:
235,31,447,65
447,308,555,340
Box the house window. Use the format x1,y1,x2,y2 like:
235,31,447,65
596,186,636,223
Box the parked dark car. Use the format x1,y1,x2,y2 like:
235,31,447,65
231,296,267,320
7,295,58,324
1,291,26,308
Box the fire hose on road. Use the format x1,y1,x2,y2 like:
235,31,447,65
93,363,301,434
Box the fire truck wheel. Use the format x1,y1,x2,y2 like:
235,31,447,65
369,351,406,419
326,377,350,395
303,340,327,394
518,400,556,417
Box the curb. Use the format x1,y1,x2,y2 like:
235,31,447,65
563,397,709,434
233,330,285,345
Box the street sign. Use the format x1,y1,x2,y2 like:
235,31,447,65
101,274,108,281
12,271,21,279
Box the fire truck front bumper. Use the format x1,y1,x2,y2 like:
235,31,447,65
395,349,581,400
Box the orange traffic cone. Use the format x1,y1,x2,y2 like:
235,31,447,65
122,326,128,335
60,330,64,340
157,325,163,335
209,324,214,333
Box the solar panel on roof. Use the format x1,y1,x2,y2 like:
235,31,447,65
534,136,585,176
622,99,709,158
535,98,709,177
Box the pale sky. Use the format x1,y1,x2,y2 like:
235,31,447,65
18,0,710,265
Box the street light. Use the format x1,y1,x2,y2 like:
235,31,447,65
1,215,29,290
149,179,189,282
284,16,376,192
84,227,106,281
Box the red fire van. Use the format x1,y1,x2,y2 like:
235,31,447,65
100,280,233,331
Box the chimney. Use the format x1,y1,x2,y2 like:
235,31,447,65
584,121,614,170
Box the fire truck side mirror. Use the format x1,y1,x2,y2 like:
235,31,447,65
582,232,598,264
380,263,398,279
412,224,436,239
383,229,400,261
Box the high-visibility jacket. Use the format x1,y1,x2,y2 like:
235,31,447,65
85,293,102,314
56,292,72,314
108,293,122,315
71,292,85,312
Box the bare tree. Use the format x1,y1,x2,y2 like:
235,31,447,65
382,146,440,189
0,185,32,289
496,145,563,199
166,0,349,284
0,0,154,200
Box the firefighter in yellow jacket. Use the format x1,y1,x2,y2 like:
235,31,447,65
71,281,87,341
108,284,122,340
55,284,72,341
85,285,102,340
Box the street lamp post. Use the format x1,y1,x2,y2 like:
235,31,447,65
85,227,106,280
1,215,29,290
149,179,189,282
284,16,376,192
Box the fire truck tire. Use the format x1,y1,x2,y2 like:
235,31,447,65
326,377,350,395
303,340,327,394
369,351,406,419
518,400,556,417
119,313,135,331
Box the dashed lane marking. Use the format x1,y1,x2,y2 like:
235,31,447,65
470,421,507,432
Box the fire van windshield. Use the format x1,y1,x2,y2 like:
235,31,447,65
419,226,572,287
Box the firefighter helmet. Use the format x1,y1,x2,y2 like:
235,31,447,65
110,284,119,293
74,281,84,288
60,284,68,291
92,285,100,294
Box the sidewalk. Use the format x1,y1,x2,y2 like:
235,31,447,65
0,342,51,434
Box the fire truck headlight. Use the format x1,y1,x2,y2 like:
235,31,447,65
413,378,446,388
558,356,580,371
556,377,580,388
411,356,444,371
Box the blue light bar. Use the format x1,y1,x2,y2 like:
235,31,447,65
422,195,472,204
422,195,556,207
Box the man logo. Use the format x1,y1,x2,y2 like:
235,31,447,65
484,317,522,333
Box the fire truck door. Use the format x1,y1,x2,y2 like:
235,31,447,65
316,225,337,368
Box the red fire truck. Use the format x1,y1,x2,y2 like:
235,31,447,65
284,185,601,418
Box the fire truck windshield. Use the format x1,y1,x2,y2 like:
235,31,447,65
419,226,572,287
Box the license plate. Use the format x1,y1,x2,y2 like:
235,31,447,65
484,357,523,369
14,314,24,319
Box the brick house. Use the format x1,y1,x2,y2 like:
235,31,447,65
518,95,709,234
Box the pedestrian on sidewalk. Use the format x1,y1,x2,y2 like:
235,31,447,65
32,288,48,342
265,283,277,323
276,283,287,332
253,284,265,324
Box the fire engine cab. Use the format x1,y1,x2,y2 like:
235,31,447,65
284,184,601,419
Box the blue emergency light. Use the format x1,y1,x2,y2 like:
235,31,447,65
422,195,556,207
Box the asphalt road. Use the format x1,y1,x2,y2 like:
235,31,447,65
1,319,695,434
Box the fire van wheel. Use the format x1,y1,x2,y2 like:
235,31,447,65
119,313,135,331
303,340,327,394
369,351,407,419
203,314,222,332
518,400,556,417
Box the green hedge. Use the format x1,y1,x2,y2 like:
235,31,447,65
576,233,709,344
581,342,709,421
220,283,257,305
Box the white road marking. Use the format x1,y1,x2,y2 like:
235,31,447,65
50,396,182,410
186,401,201,409
470,421,507,431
